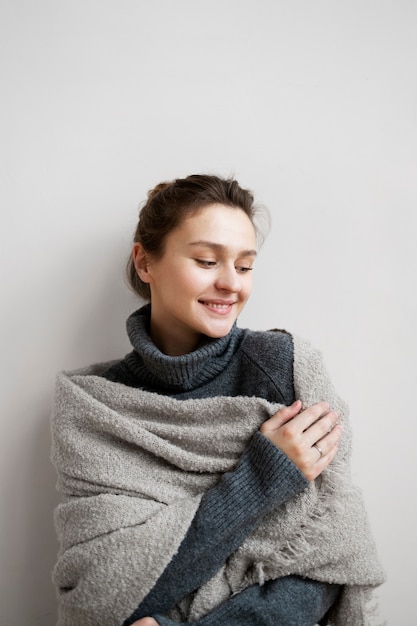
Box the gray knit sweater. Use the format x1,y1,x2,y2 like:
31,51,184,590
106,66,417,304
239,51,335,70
100,305,340,626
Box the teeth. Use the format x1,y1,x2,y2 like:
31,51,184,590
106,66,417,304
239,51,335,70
206,303,229,309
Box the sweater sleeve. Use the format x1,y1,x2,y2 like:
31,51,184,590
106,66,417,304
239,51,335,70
123,431,308,625
154,575,341,626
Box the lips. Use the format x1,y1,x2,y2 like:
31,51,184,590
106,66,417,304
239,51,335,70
199,300,236,311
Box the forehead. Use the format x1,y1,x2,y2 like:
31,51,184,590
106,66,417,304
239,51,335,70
176,203,256,244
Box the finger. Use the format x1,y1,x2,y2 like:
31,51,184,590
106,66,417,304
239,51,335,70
315,431,341,467
312,424,343,463
303,410,339,447
296,402,332,431
306,435,341,480
261,400,302,433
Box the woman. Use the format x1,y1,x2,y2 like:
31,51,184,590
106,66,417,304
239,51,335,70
51,174,384,626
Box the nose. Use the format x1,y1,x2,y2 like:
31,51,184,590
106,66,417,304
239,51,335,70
215,263,242,293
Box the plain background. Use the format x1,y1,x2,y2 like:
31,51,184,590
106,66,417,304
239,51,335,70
1,1,416,624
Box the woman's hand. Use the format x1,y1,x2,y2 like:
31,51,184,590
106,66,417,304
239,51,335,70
130,619,159,626
260,400,342,481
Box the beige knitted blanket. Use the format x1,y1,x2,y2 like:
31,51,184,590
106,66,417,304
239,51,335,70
51,335,385,626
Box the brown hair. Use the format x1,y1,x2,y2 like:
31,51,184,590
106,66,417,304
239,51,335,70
127,173,269,300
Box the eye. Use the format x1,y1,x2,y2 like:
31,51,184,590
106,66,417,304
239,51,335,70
236,266,253,274
196,259,217,268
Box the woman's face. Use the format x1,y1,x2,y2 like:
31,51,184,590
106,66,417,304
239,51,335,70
134,203,257,355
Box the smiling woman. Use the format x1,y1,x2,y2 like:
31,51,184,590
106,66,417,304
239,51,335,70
132,204,257,355
51,174,385,626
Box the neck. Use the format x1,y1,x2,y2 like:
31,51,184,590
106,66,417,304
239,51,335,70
124,304,242,392
149,321,208,356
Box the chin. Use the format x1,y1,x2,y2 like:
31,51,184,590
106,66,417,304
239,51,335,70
203,322,235,339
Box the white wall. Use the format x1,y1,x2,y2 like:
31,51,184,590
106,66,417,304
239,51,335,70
1,1,416,624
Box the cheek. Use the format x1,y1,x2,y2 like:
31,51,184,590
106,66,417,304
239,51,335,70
241,277,253,301
190,265,216,286
178,269,208,294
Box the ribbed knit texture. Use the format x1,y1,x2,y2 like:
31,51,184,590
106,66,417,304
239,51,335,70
124,304,244,391
154,576,341,626
102,305,295,403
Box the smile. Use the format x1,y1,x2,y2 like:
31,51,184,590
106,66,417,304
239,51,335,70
199,301,236,311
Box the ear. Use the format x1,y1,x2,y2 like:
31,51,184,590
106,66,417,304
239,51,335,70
132,243,152,284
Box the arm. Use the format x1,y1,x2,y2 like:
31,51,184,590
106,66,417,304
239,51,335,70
154,576,341,626
124,401,342,625
124,431,307,625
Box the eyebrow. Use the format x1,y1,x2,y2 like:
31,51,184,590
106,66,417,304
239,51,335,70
187,240,257,257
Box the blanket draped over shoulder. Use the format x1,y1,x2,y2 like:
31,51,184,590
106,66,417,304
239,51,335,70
51,335,385,626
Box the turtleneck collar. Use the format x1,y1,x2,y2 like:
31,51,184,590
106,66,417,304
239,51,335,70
125,304,243,392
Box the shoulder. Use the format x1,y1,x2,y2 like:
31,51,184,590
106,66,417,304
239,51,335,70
240,327,294,363
289,335,350,423
99,356,139,387
240,329,323,371
290,334,331,387
236,328,295,404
